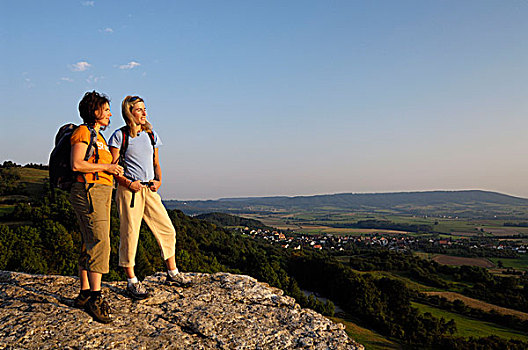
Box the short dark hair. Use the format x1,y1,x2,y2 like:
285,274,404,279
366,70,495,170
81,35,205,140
78,91,110,126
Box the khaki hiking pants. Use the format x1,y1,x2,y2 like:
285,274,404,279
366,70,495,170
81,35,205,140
70,182,113,274
115,184,176,267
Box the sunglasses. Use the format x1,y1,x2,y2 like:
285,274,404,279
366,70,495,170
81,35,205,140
128,96,140,102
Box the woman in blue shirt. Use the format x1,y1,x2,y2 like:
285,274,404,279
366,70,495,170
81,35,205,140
109,95,190,299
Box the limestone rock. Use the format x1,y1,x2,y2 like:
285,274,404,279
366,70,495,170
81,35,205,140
0,271,363,349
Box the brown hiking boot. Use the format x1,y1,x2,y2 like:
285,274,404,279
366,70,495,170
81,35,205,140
86,294,113,324
73,292,91,308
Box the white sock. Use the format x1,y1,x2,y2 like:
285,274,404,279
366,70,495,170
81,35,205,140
127,277,138,284
168,268,179,278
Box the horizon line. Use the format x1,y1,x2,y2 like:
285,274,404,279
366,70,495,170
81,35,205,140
165,188,528,202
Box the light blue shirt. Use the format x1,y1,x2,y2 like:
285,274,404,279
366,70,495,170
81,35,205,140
108,129,162,182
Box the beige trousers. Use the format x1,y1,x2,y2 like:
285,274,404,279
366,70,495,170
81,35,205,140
116,184,176,267
70,182,113,274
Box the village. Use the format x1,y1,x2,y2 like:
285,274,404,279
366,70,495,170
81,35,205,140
237,227,527,257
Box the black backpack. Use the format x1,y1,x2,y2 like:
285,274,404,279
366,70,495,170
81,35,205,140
49,123,100,192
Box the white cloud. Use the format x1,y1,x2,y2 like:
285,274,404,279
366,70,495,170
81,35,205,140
24,78,35,88
22,72,35,88
86,75,104,84
118,61,141,70
102,27,113,33
61,77,74,83
69,61,91,72
82,1,95,7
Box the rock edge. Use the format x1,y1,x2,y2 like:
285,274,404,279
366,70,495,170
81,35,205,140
0,270,363,350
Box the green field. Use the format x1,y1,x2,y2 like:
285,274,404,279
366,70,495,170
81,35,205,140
0,167,48,201
489,255,528,272
17,167,48,196
0,167,49,217
411,302,528,341
246,209,522,238
243,206,528,241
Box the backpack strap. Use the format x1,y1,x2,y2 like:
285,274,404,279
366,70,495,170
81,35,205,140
119,126,135,207
119,126,130,172
146,131,157,180
83,125,101,213
146,131,156,147
87,126,100,180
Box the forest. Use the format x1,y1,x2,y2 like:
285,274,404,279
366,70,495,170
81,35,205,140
195,212,273,231
1,162,528,349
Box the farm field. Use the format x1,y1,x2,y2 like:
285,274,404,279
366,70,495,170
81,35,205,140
432,254,495,268
242,210,528,239
411,302,528,341
482,226,528,236
295,226,409,236
425,291,528,321
242,213,415,235
489,255,528,272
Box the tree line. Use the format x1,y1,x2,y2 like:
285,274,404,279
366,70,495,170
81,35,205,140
195,212,273,231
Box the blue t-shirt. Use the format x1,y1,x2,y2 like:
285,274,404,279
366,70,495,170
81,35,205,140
108,129,163,182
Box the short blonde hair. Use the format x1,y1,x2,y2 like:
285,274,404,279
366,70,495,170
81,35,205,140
121,95,152,136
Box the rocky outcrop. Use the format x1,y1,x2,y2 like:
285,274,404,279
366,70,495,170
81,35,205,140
0,271,363,349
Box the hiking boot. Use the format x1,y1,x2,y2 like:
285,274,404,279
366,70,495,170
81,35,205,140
166,272,192,287
127,281,150,300
73,292,91,308
86,294,113,324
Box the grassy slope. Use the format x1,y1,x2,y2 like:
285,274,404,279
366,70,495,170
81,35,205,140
0,167,48,217
329,316,401,350
411,302,528,341
425,291,528,321
1,167,48,199
19,168,49,195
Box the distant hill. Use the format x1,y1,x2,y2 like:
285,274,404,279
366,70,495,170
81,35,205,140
195,212,272,230
165,190,528,219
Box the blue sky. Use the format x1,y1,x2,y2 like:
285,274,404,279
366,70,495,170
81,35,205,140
2,1,527,200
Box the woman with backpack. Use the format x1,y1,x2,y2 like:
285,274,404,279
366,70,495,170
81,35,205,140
70,91,123,323
108,95,190,300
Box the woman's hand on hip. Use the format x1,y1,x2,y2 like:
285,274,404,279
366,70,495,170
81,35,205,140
149,180,161,192
129,180,145,193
